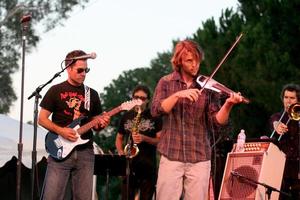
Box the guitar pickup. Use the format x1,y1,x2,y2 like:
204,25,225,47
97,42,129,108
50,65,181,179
54,138,63,148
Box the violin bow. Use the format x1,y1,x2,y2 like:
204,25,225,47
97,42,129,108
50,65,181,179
199,33,244,94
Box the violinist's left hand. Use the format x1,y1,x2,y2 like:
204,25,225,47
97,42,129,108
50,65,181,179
226,92,243,105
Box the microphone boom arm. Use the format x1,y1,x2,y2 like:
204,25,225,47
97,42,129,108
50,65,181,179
231,171,291,199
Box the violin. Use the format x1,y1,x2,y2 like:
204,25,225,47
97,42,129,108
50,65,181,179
196,33,250,104
196,75,250,104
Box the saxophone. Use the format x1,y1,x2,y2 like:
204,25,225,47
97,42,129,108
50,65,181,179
124,106,141,158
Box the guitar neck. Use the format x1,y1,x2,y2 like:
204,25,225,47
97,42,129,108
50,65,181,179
77,106,122,135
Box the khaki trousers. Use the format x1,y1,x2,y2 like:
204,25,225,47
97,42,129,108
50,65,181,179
156,155,211,200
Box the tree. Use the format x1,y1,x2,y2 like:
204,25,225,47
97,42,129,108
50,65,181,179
100,52,172,131
232,0,300,135
97,0,300,197
0,0,91,113
191,1,300,137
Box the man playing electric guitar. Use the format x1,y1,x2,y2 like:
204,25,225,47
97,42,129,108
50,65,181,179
38,50,110,200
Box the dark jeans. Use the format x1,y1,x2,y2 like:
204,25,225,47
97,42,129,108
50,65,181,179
41,147,95,200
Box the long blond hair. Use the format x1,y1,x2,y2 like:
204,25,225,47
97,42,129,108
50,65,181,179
171,40,204,72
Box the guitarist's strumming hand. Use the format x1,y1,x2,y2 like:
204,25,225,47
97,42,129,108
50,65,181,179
93,112,111,131
60,127,78,142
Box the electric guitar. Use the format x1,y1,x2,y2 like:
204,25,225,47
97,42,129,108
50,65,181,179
45,99,142,160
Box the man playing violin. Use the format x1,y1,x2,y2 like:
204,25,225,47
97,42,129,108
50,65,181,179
151,40,244,200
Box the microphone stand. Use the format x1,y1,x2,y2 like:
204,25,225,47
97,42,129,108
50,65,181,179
16,14,31,200
231,171,291,200
27,59,75,200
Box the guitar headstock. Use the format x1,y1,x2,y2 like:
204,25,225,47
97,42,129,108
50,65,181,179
120,99,143,111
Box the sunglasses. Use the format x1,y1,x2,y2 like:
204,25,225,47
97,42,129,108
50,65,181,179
76,68,90,74
133,95,147,101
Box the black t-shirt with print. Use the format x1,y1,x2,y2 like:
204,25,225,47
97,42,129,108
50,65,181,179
40,81,102,142
118,108,162,176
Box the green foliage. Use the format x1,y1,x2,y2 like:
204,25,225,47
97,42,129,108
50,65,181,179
231,0,300,135
99,52,172,129
0,0,90,113
97,1,300,198
190,2,300,137
1,0,295,197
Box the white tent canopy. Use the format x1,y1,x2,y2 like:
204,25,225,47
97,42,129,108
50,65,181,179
0,114,47,168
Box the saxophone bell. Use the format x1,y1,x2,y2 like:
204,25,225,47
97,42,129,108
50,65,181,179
124,143,139,158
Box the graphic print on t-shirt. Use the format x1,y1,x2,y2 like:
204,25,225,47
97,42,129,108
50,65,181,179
61,91,85,120
124,118,155,133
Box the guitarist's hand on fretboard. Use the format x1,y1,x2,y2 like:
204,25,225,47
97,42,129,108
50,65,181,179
60,127,78,142
93,112,111,131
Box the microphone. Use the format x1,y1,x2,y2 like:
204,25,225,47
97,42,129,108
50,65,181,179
21,14,32,23
65,52,97,61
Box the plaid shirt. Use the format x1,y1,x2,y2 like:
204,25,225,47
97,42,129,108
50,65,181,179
151,71,226,163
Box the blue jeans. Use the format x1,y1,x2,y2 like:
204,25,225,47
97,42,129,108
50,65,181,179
41,147,95,200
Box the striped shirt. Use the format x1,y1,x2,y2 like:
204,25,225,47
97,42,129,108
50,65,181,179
151,71,227,163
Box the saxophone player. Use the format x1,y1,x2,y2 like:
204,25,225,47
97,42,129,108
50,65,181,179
115,85,162,200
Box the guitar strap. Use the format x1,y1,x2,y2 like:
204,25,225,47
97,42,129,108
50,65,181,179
84,85,90,111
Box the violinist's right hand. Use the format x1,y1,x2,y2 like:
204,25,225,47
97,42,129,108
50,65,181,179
175,89,201,102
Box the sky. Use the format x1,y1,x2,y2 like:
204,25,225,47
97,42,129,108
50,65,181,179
9,0,238,122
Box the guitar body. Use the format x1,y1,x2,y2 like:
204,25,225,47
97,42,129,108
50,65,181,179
44,99,142,160
45,117,89,160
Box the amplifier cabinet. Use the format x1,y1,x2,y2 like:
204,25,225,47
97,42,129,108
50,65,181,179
218,142,286,200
